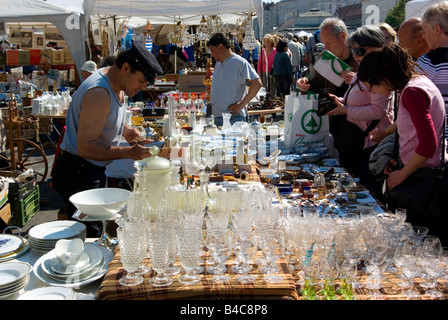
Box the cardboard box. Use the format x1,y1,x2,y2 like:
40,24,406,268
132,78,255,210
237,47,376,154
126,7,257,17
178,75,207,93
0,203,11,227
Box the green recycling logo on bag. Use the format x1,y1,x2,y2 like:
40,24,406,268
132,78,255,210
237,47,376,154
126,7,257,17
300,109,322,135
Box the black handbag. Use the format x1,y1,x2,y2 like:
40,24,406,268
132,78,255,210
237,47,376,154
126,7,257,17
386,119,448,240
334,119,380,155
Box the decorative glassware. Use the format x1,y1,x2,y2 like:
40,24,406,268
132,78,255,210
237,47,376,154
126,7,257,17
117,225,147,286
260,229,285,283
207,228,232,283
177,227,202,285
147,223,174,287
233,229,257,283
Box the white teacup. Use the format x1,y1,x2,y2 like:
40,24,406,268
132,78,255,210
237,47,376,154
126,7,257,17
54,239,84,266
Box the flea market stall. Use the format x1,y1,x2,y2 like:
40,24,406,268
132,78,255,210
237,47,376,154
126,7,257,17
1,0,448,304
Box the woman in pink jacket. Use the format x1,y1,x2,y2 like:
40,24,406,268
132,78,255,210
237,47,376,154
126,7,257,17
357,44,447,244
327,25,395,203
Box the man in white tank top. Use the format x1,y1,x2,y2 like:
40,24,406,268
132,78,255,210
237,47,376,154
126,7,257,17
52,41,163,236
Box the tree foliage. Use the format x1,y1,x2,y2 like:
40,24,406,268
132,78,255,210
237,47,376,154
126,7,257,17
385,0,411,28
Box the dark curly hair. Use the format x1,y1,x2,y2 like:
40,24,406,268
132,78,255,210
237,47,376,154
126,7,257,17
357,44,421,91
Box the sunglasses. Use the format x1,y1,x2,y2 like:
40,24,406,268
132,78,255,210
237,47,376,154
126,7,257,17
350,47,367,57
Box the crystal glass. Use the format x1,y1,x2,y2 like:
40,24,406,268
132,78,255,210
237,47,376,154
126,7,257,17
164,227,181,276
232,229,257,283
394,208,407,224
208,229,232,283
401,263,422,298
418,236,443,288
340,259,357,300
147,223,174,287
301,258,319,300
260,229,285,283
177,227,202,285
319,260,338,300
117,225,147,286
422,257,446,298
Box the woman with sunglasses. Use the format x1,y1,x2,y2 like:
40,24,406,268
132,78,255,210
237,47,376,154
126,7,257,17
326,25,395,204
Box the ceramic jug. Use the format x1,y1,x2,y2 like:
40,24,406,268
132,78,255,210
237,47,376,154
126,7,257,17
143,145,172,211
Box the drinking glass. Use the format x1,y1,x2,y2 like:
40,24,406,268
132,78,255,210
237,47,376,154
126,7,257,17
418,236,443,288
422,257,446,298
394,208,407,224
319,260,338,300
233,229,257,283
163,227,181,276
177,227,202,285
208,229,232,283
260,229,285,283
401,263,422,298
147,223,174,287
117,226,147,286
301,258,319,300
340,259,357,300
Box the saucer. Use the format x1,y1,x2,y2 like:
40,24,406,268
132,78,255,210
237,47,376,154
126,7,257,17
50,252,90,275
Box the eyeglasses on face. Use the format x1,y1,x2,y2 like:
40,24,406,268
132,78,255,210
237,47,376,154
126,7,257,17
350,47,367,57
398,37,415,46
422,24,436,34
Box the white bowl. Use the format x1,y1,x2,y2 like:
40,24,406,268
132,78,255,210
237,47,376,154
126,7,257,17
69,188,131,219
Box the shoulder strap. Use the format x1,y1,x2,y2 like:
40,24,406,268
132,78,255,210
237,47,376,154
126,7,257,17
364,119,380,137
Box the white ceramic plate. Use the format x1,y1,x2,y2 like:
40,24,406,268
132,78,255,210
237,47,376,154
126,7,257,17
0,241,30,263
29,221,86,241
18,287,75,300
43,244,104,277
33,245,113,288
0,262,32,288
0,234,24,257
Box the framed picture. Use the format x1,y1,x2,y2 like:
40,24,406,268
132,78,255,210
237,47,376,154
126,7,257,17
45,26,64,41
33,34,45,49
19,31,33,48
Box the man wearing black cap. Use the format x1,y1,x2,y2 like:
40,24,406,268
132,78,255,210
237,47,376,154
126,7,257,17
51,41,163,236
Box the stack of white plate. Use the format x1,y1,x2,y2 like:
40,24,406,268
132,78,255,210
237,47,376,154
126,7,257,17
0,262,32,299
0,234,30,262
33,243,113,288
28,221,87,252
18,287,75,300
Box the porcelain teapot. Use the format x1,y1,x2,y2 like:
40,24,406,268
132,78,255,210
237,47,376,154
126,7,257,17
142,145,172,210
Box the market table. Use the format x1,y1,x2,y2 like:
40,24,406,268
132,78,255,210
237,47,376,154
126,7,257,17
96,248,299,300
95,243,448,301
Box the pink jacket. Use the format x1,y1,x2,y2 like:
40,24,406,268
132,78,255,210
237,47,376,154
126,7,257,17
342,74,395,149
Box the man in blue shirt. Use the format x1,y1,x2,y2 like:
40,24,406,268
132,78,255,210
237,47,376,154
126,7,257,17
206,33,262,127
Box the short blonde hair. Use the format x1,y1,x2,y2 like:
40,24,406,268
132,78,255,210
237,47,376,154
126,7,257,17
262,34,275,47
379,23,397,40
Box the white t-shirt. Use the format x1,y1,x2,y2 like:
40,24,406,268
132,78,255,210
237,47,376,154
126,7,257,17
209,53,259,118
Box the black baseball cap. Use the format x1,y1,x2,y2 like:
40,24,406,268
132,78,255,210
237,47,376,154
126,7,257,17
126,40,163,84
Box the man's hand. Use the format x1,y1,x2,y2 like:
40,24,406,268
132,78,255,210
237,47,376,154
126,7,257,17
296,77,310,92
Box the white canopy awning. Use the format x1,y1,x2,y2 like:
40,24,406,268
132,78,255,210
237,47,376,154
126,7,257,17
1,0,263,77
0,0,90,79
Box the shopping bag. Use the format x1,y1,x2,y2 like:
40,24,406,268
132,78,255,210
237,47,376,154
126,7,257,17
284,91,330,150
314,50,352,87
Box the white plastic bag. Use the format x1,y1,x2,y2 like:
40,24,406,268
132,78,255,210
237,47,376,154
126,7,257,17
284,92,330,150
